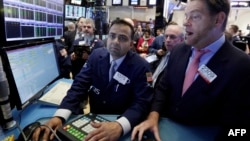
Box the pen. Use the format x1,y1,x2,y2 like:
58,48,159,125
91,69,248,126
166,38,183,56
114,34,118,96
115,84,119,92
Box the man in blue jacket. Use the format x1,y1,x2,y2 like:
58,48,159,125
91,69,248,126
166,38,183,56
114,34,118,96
33,19,153,141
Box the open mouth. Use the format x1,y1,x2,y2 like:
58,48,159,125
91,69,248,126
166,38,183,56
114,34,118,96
186,31,193,37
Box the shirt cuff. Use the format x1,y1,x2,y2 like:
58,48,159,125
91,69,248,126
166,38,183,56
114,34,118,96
116,116,131,136
53,109,72,121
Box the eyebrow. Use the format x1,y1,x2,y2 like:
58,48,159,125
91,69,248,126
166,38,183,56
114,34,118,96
185,9,202,14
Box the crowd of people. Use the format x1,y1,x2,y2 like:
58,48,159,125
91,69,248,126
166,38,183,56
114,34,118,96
33,0,250,141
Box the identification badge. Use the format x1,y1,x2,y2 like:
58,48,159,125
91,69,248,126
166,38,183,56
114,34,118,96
79,41,86,45
198,64,217,83
113,72,130,85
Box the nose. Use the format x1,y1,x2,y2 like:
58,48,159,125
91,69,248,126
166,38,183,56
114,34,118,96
165,36,171,42
183,18,191,27
112,36,119,43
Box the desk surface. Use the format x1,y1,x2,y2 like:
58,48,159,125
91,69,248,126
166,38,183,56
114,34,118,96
4,105,219,141
3,79,219,141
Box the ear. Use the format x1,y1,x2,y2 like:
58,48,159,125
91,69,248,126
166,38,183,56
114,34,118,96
214,11,226,26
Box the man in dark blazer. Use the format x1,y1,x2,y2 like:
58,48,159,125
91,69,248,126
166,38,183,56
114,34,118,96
64,17,86,55
70,18,105,79
33,19,153,141
132,0,250,141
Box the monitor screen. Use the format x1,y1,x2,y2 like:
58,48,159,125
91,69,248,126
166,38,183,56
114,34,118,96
147,0,156,6
112,0,123,6
1,0,64,44
129,0,140,6
2,40,60,110
70,0,82,5
86,7,94,19
65,4,86,20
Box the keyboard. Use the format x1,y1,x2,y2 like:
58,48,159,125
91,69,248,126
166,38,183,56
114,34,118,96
56,113,110,141
38,81,72,105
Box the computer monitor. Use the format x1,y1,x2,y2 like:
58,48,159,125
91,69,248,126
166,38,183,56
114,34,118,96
70,0,82,5
65,4,86,20
0,0,64,45
147,0,156,6
1,40,60,110
112,0,123,6
86,7,94,19
129,0,140,6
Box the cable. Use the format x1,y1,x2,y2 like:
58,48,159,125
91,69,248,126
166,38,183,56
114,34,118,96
40,124,62,141
15,121,27,141
24,124,40,141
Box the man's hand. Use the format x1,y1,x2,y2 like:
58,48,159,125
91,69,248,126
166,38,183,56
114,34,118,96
156,49,166,56
32,117,63,141
84,121,123,141
131,112,161,141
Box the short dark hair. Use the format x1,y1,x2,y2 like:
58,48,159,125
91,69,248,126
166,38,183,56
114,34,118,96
110,19,135,39
202,0,230,31
230,25,239,33
189,0,230,31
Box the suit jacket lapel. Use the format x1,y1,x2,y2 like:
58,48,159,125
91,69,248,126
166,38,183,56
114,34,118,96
99,52,110,85
168,43,192,97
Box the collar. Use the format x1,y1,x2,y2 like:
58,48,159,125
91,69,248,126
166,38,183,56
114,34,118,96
109,55,126,68
191,34,225,54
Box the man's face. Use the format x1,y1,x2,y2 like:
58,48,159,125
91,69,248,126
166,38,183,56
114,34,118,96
164,25,183,51
227,26,235,35
137,25,142,31
183,0,216,49
156,29,161,36
107,24,133,59
77,18,85,31
144,31,150,38
82,23,94,37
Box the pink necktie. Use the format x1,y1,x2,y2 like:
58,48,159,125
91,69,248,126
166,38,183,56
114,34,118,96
182,49,208,95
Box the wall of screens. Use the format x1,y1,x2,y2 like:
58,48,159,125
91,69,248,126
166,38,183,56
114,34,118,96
65,4,86,20
0,0,64,45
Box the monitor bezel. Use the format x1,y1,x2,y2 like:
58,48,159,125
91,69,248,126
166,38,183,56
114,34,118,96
1,39,61,110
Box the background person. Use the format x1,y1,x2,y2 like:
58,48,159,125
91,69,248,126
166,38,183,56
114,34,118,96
136,29,154,58
152,24,184,88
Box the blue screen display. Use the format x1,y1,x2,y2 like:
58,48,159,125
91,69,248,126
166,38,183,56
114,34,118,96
5,42,60,108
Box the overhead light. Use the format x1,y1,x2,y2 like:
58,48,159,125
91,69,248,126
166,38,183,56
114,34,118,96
231,1,249,7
